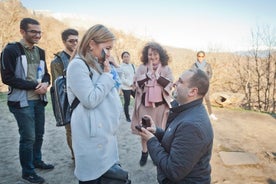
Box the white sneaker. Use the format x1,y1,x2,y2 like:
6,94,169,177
209,114,218,121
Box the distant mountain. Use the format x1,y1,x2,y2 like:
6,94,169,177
49,12,99,29
235,49,276,57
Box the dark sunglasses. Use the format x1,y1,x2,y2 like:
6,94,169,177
26,30,42,35
67,39,78,44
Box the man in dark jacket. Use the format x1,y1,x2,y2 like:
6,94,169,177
0,18,53,184
50,28,78,160
137,68,214,184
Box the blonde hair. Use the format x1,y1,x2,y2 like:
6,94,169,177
72,24,115,73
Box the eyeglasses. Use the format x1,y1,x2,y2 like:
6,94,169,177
26,30,42,35
197,55,205,58
67,39,78,44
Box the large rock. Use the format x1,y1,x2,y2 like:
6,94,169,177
219,151,259,165
210,92,245,108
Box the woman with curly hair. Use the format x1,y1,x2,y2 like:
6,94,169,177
131,42,174,166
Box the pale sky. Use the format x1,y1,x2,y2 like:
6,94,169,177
20,0,276,52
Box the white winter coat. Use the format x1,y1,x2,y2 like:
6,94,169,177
67,57,122,181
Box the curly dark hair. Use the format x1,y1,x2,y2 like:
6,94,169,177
140,42,170,66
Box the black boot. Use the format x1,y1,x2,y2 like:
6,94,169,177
139,151,148,166
126,115,131,122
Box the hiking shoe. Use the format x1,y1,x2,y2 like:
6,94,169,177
22,173,45,183
34,161,54,170
139,151,148,166
209,113,218,121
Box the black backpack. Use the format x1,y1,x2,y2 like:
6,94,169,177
50,58,92,126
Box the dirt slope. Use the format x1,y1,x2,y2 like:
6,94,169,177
0,100,276,184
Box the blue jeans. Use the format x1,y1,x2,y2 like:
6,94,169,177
9,100,45,175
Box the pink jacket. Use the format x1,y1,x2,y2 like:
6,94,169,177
131,64,174,133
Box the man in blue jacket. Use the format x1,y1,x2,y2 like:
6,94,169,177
137,68,214,184
0,18,53,184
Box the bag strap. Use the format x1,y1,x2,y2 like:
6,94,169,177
54,51,68,76
70,58,93,114
60,52,69,70
70,97,80,114
131,64,135,73
15,42,25,56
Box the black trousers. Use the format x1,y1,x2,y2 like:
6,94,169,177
122,89,135,120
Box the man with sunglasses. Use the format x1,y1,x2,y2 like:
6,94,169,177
1,18,53,183
50,28,79,161
191,50,218,121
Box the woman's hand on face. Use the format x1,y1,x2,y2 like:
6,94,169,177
154,64,161,78
148,60,153,72
108,56,120,68
103,60,111,73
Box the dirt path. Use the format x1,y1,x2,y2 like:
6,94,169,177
0,99,276,184
211,108,276,184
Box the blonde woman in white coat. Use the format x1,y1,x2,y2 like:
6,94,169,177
66,24,122,184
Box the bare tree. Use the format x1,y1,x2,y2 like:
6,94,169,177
230,54,253,109
273,52,276,112
261,25,276,111
248,25,276,112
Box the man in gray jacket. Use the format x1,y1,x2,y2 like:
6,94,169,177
1,18,53,184
137,68,214,184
